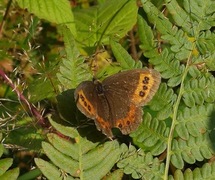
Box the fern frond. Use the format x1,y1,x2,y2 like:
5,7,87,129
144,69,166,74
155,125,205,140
171,132,213,169
183,0,215,31
142,0,194,60
149,83,176,120
130,113,169,156
165,0,192,33
150,49,185,87
176,104,214,140
117,144,165,179
169,161,215,179
35,118,120,179
110,40,142,69
196,30,215,55
137,15,158,58
57,27,92,89
182,74,215,107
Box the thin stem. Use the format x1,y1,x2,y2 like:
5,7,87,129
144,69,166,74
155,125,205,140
128,29,138,61
164,52,193,179
0,68,45,125
0,0,13,38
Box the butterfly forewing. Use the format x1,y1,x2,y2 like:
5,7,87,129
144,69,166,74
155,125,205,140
74,81,98,119
102,69,156,134
74,69,161,138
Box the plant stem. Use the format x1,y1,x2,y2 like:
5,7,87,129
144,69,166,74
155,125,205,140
164,53,192,179
0,68,45,125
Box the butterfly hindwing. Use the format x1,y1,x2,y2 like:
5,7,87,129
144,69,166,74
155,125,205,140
74,69,161,138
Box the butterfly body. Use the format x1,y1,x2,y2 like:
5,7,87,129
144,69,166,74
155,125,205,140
74,69,161,138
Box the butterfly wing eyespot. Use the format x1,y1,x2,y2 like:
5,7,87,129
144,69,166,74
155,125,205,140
74,69,161,138
74,81,98,119
131,69,161,106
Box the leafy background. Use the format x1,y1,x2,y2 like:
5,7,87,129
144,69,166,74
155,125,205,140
0,0,215,179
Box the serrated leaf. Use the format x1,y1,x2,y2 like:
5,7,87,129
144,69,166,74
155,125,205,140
150,49,185,87
165,0,192,33
74,0,138,47
17,0,76,36
38,118,120,179
171,133,213,169
117,145,164,179
49,117,80,139
110,40,137,69
137,15,158,57
176,104,214,140
182,74,215,107
149,83,176,120
171,161,215,179
131,113,168,156
183,0,215,30
205,52,215,71
42,142,79,176
57,27,92,89
141,0,177,36
141,0,196,60
197,31,215,54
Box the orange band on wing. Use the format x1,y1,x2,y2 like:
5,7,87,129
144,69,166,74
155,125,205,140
77,90,96,117
96,116,113,138
132,73,158,105
114,104,141,135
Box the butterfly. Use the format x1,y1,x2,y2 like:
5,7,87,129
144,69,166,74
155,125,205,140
74,68,161,138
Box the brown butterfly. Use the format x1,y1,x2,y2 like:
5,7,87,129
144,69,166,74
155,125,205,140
74,69,161,138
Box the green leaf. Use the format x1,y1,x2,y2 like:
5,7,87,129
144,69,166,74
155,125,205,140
149,83,176,120
197,31,215,54
0,158,13,176
142,0,194,60
36,118,120,179
17,0,76,36
57,27,92,89
171,133,213,169
42,141,79,176
165,0,192,33
117,144,165,179
34,158,63,180
4,123,45,151
170,161,215,179
105,169,124,180
0,168,19,180
176,104,214,140
183,0,215,30
182,74,215,107
17,168,42,180
74,0,138,47
150,49,185,87
28,76,57,102
0,144,3,158
137,15,158,57
131,113,169,156
110,40,140,69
